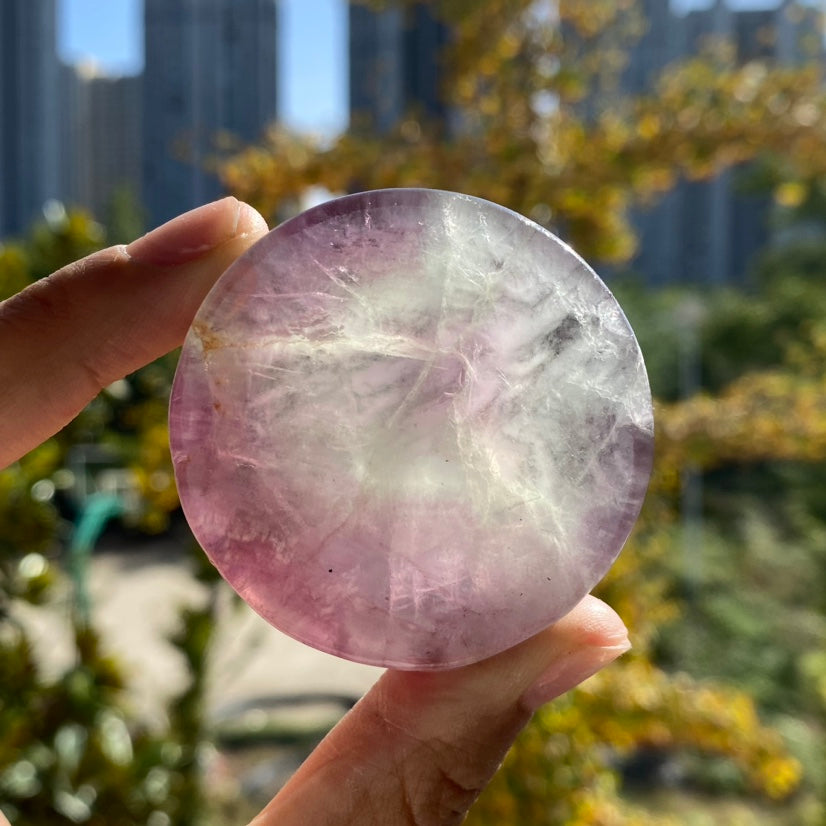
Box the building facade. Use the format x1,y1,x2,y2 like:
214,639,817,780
0,0,62,237
61,63,143,221
349,1,448,133
628,0,820,285
143,0,279,227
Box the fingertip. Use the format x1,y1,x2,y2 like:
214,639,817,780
236,200,270,238
126,197,268,266
561,595,630,648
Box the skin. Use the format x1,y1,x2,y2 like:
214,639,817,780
0,197,630,826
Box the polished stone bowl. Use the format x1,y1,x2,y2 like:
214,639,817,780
169,189,653,669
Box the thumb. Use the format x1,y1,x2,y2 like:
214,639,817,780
253,595,630,826
0,197,268,467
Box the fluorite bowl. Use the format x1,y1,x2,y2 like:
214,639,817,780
169,189,654,669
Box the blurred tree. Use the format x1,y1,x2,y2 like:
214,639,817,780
25,206,105,283
0,243,29,301
0,210,211,825
103,185,147,247
221,1,826,265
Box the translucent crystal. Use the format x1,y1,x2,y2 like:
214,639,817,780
169,189,653,669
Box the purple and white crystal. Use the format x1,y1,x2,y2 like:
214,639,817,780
169,189,653,669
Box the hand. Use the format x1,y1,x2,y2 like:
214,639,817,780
0,198,630,825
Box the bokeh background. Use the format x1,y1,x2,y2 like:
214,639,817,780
2,0,826,823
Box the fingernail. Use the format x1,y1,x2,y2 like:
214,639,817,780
521,639,631,712
126,197,268,266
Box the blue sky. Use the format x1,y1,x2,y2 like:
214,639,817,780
58,0,788,134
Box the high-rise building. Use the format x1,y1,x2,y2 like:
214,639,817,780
0,0,62,238
627,0,820,285
61,62,143,221
143,0,278,227
349,1,449,133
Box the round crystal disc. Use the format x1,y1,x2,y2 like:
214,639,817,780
169,189,653,669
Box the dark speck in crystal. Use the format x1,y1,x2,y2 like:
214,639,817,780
545,315,581,356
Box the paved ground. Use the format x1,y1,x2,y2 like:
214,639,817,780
14,537,382,729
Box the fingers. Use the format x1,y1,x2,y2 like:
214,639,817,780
0,197,268,468
253,596,630,826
